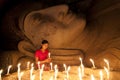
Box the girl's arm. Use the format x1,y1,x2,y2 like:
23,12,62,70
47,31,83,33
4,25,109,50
35,57,51,64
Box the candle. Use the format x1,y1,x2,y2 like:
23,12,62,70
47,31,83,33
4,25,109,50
49,76,53,80
54,68,58,80
79,57,83,65
81,64,84,77
38,61,40,70
17,63,21,78
48,52,51,58
41,64,45,70
50,62,53,71
54,65,57,71
31,63,34,69
27,61,30,69
63,64,67,73
104,59,110,70
79,58,84,77
91,74,95,80
104,66,109,80
39,64,44,80
66,66,70,79
0,69,3,80
99,70,103,80
18,72,24,80
7,65,12,75
39,69,43,80
31,74,35,80
90,58,96,69
30,63,34,80
30,66,34,80
54,65,58,80
78,67,82,80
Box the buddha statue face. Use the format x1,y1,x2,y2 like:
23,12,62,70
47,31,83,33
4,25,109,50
24,5,86,48
0,4,86,72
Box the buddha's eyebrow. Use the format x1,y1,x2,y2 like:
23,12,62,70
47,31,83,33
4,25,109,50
32,13,55,23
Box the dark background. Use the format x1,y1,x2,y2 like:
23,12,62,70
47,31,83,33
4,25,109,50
0,0,94,51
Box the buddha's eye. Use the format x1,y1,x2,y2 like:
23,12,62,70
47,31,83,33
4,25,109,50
58,11,65,18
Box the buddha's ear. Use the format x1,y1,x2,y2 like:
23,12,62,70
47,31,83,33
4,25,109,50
39,5,68,19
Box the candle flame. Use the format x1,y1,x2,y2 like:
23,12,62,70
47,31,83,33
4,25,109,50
79,57,83,65
67,66,70,71
7,65,12,75
0,70,3,74
66,66,70,79
41,64,45,70
17,63,21,67
17,63,21,78
27,61,30,69
48,52,51,58
0,69,3,80
79,57,84,77
104,66,110,80
31,63,34,68
38,61,40,70
50,62,53,71
54,65,57,71
104,59,110,70
63,64,67,72
90,58,96,69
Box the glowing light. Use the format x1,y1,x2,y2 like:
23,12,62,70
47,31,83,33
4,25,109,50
78,67,82,80
18,72,24,80
63,64,67,73
48,52,51,58
79,57,84,77
17,63,21,79
99,70,103,80
31,74,35,80
0,69,3,80
104,59,110,70
91,74,95,80
104,66,110,80
66,66,70,79
39,69,43,80
38,61,40,70
90,58,96,69
27,61,30,69
50,62,53,71
7,65,12,75
30,66,34,80
54,65,58,80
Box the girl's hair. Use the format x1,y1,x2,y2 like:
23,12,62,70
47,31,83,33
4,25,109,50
41,40,48,44
40,40,49,49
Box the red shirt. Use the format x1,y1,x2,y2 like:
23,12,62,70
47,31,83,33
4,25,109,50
35,49,49,61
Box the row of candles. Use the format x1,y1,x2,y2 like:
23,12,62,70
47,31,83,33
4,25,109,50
0,55,110,80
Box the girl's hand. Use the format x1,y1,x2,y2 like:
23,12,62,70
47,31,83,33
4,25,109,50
45,58,51,63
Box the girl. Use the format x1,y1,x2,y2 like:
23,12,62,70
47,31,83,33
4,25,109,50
35,40,51,70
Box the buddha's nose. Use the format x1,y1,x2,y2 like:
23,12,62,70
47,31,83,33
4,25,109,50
39,5,69,19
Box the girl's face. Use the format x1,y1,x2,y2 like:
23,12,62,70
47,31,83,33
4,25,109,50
42,43,48,50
